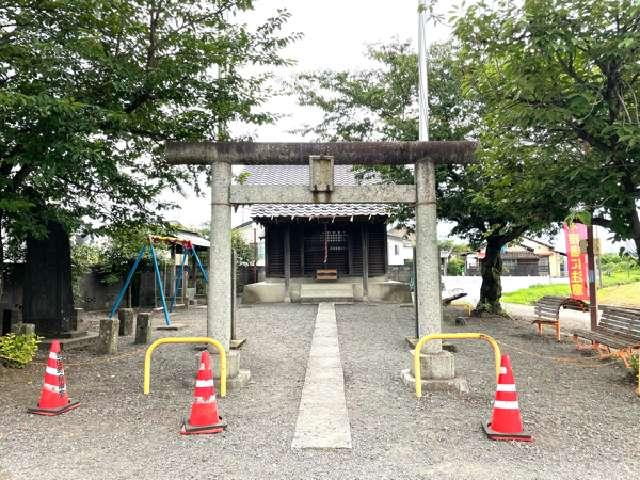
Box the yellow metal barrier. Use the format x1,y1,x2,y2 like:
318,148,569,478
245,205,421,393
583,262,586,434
451,301,473,317
143,337,226,397
413,333,501,398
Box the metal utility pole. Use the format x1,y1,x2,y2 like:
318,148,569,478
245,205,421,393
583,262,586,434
414,0,443,345
587,225,598,330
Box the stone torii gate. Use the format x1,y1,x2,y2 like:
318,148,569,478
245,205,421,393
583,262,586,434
165,141,476,386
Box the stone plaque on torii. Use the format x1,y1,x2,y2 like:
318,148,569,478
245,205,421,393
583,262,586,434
165,140,476,387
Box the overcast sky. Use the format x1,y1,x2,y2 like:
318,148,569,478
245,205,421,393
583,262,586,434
162,0,452,228
160,0,635,254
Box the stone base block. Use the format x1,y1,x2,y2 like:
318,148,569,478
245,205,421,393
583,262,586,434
156,323,186,331
117,308,134,336
57,330,88,339
118,317,133,336
410,350,455,380
400,369,469,394
225,369,251,391
134,313,151,344
97,318,119,354
194,350,250,391
208,349,240,378
70,308,84,331
230,338,247,350
39,333,99,350
11,322,35,336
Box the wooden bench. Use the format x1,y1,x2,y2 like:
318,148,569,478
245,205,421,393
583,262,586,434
315,269,338,281
572,306,640,367
532,296,588,341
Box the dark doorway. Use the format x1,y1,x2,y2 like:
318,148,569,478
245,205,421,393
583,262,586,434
303,226,350,275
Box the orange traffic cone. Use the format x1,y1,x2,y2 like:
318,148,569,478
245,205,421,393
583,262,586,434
28,340,80,416
180,350,226,435
482,354,532,442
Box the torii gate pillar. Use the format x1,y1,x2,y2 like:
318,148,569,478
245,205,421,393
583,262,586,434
209,161,232,351
414,160,442,351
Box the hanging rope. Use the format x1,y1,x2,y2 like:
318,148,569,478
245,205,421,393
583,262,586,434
323,223,328,264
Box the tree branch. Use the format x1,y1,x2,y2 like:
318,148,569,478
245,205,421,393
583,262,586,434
592,216,612,228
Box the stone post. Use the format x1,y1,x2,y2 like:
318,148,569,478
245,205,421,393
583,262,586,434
182,269,189,310
97,318,119,354
134,313,151,344
414,160,443,352
11,322,35,335
70,308,84,332
117,308,134,336
209,161,231,351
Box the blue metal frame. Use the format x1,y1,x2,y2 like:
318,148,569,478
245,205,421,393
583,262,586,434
190,245,208,282
108,239,209,326
149,242,171,326
169,249,189,312
108,243,147,320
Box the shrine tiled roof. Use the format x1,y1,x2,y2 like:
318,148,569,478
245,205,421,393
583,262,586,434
241,165,389,219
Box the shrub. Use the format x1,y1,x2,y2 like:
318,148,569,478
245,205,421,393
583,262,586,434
0,333,40,368
628,353,639,381
447,257,465,276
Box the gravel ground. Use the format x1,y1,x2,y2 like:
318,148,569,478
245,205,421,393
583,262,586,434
1,303,639,480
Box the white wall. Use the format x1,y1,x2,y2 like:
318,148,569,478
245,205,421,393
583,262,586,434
387,238,413,266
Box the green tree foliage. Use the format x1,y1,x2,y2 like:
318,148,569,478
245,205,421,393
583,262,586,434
231,230,255,266
446,257,465,276
295,41,573,314
198,224,254,266
95,225,174,285
600,252,640,277
0,1,297,302
438,240,469,255
454,0,640,264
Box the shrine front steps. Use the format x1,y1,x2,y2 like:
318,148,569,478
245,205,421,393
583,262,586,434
38,332,99,350
299,283,355,304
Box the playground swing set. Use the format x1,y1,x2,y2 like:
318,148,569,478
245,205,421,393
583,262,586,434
108,235,208,326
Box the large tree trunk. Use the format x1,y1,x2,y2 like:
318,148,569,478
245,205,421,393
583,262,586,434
0,213,4,308
23,220,75,336
475,234,506,316
620,176,640,265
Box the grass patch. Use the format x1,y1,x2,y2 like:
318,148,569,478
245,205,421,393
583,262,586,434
502,271,640,306
598,283,640,307
601,270,640,287
502,284,571,305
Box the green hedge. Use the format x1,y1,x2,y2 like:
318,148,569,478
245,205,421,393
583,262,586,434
0,333,40,368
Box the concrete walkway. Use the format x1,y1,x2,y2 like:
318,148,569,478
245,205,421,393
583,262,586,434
291,302,352,450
